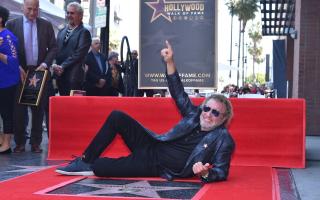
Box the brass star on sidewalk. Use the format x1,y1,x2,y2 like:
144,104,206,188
28,74,40,88
5,165,51,173
77,180,199,198
145,0,172,23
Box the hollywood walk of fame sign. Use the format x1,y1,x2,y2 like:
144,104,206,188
140,0,217,89
18,70,48,106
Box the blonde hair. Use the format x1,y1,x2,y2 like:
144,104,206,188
201,94,233,126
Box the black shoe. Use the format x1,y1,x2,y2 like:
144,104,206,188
13,145,25,153
31,145,43,153
55,157,94,176
0,148,12,154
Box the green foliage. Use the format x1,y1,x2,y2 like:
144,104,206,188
245,73,265,84
225,0,237,15
248,47,264,64
226,0,261,84
248,23,264,71
232,0,260,31
109,29,120,51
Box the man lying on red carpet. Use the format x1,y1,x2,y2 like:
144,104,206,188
55,41,235,183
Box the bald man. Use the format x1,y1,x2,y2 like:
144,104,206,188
6,0,58,153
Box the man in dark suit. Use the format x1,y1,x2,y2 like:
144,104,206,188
55,41,235,184
53,2,91,96
83,37,112,96
131,50,154,97
6,0,58,153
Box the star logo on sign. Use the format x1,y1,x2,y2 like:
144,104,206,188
145,0,172,23
28,74,40,88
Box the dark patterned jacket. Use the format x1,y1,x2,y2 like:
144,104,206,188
146,70,235,183
55,23,91,94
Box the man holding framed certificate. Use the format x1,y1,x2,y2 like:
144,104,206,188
6,0,58,153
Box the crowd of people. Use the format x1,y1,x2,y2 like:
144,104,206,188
0,0,171,155
0,0,142,154
221,83,276,98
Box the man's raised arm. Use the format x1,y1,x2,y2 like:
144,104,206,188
161,40,176,75
160,40,197,117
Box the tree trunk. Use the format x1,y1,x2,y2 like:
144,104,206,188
237,20,242,86
229,13,234,78
253,56,256,82
242,30,245,86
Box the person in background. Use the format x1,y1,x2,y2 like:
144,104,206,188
0,6,20,154
131,50,154,97
83,37,112,96
108,51,124,96
6,0,58,153
55,41,235,184
0,116,3,146
53,2,91,96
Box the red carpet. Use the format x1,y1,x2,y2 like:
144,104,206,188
0,166,277,200
48,97,305,168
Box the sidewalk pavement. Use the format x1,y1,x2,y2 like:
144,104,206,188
291,136,320,200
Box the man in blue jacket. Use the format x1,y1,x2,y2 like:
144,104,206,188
83,37,112,96
56,41,235,183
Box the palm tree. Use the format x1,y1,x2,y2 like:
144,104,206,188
226,0,237,78
234,0,259,32
248,23,264,82
226,0,259,86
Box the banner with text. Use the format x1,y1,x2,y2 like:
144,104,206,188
140,0,216,89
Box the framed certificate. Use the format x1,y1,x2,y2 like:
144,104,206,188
18,70,48,106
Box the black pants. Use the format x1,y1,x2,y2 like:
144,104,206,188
44,78,56,137
14,80,47,146
0,84,17,133
83,110,160,177
56,68,84,96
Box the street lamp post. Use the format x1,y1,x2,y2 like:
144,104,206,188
100,0,110,55
229,4,234,78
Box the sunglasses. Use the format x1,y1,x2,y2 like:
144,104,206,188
202,105,222,117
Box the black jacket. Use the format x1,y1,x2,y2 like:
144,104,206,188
109,63,124,96
84,51,112,96
146,71,235,183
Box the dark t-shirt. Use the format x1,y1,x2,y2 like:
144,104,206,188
155,126,207,173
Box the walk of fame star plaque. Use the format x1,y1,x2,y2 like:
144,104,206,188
18,70,48,106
